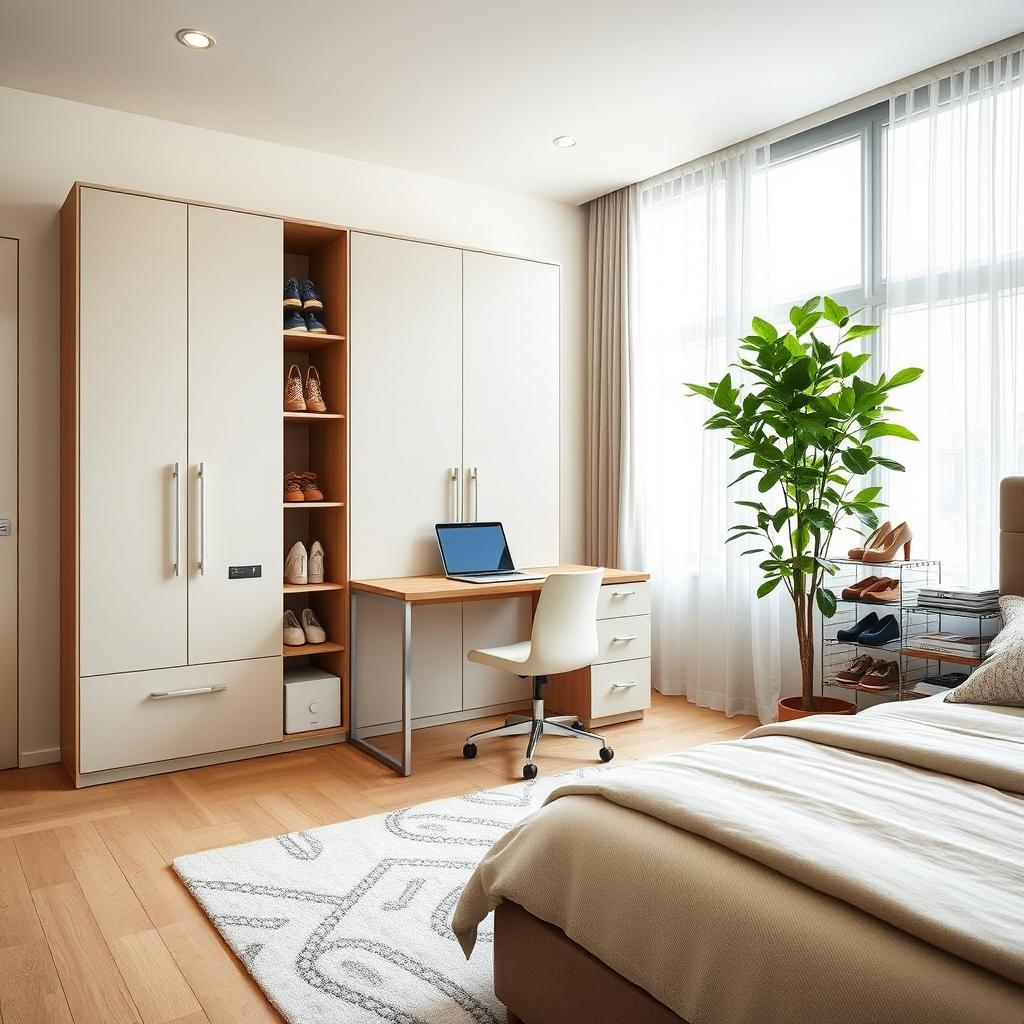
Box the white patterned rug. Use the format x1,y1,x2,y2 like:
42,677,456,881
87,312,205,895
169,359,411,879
173,767,607,1024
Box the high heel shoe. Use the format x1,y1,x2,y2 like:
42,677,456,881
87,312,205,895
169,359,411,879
863,521,913,563
848,521,890,560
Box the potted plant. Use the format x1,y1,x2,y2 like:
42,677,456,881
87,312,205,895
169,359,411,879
686,296,922,719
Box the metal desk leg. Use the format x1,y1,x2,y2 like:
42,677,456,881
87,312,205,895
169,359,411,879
349,591,413,777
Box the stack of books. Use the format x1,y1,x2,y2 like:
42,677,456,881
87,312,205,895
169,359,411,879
916,586,999,615
911,632,990,660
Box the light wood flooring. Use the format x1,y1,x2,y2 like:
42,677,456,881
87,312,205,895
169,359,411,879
0,694,755,1024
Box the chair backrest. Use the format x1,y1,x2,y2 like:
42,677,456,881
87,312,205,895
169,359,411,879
528,568,604,675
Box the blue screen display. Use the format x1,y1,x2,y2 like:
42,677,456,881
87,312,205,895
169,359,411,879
437,524,514,574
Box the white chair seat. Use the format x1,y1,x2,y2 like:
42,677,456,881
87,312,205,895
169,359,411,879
467,640,533,673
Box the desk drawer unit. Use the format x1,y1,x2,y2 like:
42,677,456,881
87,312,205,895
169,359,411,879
597,581,650,620
595,615,651,664
80,658,282,774
590,658,652,719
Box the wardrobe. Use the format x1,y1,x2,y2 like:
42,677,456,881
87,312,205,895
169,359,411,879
349,233,560,731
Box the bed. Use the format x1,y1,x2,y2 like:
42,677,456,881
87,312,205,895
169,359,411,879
452,480,1024,1024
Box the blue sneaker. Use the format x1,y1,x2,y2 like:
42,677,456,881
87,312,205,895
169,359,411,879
858,614,900,647
283,277,301,310
300,279,323,311
835,612,878,643
303,310,327,334
283,309,306,332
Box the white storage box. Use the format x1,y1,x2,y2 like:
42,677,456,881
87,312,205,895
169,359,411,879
284,666,342,734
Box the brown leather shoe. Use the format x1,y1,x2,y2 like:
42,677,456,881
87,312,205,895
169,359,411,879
305,366,327,413
299,472,324,502
841,576,882,600
861,660,901,690
835,654,876,685
861,577,901,603
284,364,306,412
284,472,304,502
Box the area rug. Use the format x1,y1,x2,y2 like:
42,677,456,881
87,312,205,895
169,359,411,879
173,767,608,1023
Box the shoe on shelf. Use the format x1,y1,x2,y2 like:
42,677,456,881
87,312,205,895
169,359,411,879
285,541,308,585
861,577,901,603
283,277,302,310
299,472,324,501
860,660,901,690
284,309,306,332
858,614,900,647
836,612,879,643
284,364,306,412
305,366,327,413
300,608,326,644
303,310,327,334
848,521,891,561
863,521,913,563
308,541,325,585
300,279,323,311
284,472,304,502
835,654,877,685
283,610,305,646
840,576,883,600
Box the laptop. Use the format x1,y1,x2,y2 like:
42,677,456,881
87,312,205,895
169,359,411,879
435,522,544,584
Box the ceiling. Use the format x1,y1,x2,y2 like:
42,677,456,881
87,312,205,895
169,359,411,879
1,1,1021,205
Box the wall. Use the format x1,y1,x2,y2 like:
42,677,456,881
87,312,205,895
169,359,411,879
0,85,589,765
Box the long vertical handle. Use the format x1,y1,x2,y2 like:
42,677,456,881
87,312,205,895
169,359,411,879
198,462,206,575
449,467,459,522
172,463,181,577
471,466,479,522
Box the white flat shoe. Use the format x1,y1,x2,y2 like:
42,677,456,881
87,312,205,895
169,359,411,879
308,541,325,585
283,610,305,646
285,541,307,585
300,608,326,644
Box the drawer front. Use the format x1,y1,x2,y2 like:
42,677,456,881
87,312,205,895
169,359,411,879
80,658,282,774
595,615,651,665
591,658,652,719
597,581,650,620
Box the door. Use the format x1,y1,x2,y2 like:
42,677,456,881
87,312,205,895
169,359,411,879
349,233,463,578
462,252,560,567
187,206,282,664
79,189,188,677
0,238,16,768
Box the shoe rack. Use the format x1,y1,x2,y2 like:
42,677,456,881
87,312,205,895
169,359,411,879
281,220,349,740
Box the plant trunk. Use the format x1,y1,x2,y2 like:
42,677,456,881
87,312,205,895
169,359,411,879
794,592,816,712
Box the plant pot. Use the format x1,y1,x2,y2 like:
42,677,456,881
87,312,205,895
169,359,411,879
777,695,856,722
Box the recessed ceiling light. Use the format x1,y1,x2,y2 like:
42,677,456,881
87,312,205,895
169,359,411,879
175,28,216,50
552,135,578,148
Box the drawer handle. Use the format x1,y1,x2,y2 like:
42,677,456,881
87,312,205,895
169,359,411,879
149,684,227,700
611,589,636,597
611,681,638,689
611,635,638,643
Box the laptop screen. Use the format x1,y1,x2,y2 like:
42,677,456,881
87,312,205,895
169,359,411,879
436,523,515,575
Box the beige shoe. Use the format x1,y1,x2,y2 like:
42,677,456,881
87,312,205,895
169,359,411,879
283,610,304,646
308,541,325,585
305,366,327,414
300,608,326,644
284,364,306,412
848,521,890,561
863,521,913,563
285,542,307,586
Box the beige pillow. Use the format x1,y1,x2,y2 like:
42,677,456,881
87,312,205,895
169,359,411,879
945,594,1024,707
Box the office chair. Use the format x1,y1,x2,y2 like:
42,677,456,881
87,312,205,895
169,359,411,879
461,568,614,779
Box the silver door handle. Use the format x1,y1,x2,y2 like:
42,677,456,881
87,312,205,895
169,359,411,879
172,462,181,577
611,589,636,597
449,467,459,522
611,681,638,689
149,684,227,700
198,462,206,575
612,635,638,643
468,466,478,522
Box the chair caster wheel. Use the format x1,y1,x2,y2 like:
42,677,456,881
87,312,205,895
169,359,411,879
463,743,477,760
522,763,539,780
571,721,585,731
599,746,614,763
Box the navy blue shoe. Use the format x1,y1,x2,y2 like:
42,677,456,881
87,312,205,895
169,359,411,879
303,310,327,333
300,279,323,311
836,612,879,643
283,309,306,332
858,614,900,647
283,277,301,310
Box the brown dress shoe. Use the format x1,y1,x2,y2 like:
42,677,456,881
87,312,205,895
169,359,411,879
305,366,327,413
284,364,306,412
299,472,324,502
841,576,882,600
835,654,876,686
284,472,304,502
861,660,901,690
861,577,901,603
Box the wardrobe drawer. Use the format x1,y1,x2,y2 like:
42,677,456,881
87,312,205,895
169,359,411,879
80,658,282,774
597,581,650,620
591,658,652,719
595,615,651,665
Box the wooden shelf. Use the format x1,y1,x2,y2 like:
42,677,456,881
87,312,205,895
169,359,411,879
898,647,984,667
282,640,346,658
283,330,345,351
283,411,345,422
281,725,346,743
283,501,344,509
283,581,346,594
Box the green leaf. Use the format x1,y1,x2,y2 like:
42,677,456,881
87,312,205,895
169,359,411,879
844,323,881,340
841,448,873,475
815,588,837,617
794,311,823,337
839,351,872,377
757,577,783,598
781,358,813,392
853,486,882,503
758,468,782,493
885,367,924,389
740,548,764,557
874,457,906,472
685,382,716,400
750,316,778,342
801,295,821,315
862,422,919,442
822,296,847,325
728,468,759,488
712,373,734,409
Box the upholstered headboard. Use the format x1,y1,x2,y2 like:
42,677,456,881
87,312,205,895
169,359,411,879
1000,477,1024,596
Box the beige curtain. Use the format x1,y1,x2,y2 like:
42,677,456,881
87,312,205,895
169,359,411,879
586,184,641,569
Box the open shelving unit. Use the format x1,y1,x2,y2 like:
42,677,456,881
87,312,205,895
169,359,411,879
280,218,350,742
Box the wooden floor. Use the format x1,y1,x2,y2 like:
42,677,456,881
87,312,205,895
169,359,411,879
0,694,755,1024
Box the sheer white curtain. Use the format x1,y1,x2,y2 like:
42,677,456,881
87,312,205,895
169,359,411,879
884,45,1024,587
634,140,794,723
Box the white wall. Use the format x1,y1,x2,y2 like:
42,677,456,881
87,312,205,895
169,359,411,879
0,85,588,765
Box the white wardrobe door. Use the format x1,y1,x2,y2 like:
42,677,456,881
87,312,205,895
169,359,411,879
350,233,463,579
0,238,15,769
462,252,560,567
79,189,188,677
187,206,282,665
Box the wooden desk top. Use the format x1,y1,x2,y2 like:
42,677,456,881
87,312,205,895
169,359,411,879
350,565,650,605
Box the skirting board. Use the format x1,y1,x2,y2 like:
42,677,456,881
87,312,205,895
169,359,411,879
19,746,62,768
357,699,532,740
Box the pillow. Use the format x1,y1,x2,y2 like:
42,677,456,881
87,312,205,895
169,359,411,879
945,594,1024,707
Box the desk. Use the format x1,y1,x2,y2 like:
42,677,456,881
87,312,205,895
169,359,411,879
349,566,648,775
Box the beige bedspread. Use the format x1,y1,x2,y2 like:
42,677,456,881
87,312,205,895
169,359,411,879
453,697,1024,1024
